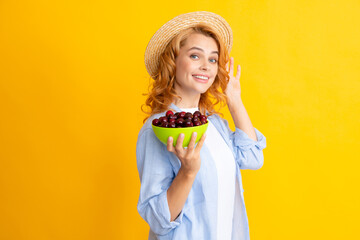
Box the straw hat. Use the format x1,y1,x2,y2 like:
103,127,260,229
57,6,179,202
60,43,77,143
144,11,233,79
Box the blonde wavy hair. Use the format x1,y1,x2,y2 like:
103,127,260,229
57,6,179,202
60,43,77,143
142,23,230,123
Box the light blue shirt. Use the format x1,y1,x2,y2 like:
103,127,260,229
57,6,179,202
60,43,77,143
136,103,267,239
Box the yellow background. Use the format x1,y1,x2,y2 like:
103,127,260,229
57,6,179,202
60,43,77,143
1,0,359,239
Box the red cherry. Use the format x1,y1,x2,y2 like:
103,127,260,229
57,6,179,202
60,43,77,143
160,122,169,127
175,118,184,126
192,117,200,123
159,116,168,124
178,112,186,118
184,112,193,119
168,114,177,120
193,120,201,126
168,122,176,128
166,110,174,118
155,111,206,128
183,119,193,127
152,119,160,126
199,115,207,122
193,111,201,118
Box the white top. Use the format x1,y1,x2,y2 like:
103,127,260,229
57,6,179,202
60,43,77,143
180,107,236,239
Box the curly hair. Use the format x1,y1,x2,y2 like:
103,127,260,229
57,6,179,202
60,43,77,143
141,23,230,123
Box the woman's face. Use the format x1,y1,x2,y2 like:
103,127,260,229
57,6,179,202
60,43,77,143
174,33,219,96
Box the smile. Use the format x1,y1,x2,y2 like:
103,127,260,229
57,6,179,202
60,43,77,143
193,75,209,83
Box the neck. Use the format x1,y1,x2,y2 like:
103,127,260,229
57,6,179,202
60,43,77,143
173,85,201,109
174,95,200,109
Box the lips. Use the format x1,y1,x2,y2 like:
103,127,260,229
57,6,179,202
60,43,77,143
193,75,209,83
192,74,210,78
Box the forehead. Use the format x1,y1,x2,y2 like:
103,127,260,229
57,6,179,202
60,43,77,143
182,33,218,51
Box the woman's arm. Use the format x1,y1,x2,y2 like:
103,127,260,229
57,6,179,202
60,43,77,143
166,132,207,221
136,128,181,235
227,98,257,141
167,167,196,221
224,57,257,142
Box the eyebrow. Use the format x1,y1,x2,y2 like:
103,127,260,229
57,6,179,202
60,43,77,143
187,47,219,55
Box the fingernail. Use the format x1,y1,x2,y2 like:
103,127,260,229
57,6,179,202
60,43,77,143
193,132,197,136
180,133,184,138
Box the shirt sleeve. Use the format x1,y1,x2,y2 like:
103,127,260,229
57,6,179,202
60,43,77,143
220,117,267,170
136,128,184,236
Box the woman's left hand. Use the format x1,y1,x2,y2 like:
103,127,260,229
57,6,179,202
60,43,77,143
224,57,242,102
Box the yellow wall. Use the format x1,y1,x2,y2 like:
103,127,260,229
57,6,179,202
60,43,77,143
1,0,359,239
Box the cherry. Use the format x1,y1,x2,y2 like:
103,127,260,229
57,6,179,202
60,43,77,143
152,110,208,128
160,122,169,128
199,115,207,122
184,112,193,119
168,114,177,120
193,111,201,118
183,119,193,127
166,110,174,118
159,116,168,124
178,112,186,118
192,117,200,122
168,122,176,128
152,119,160,126
193,120,201,126
175,118,184,126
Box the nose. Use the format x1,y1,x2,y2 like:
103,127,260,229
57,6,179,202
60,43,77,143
201,66,209,71
200,60,210,71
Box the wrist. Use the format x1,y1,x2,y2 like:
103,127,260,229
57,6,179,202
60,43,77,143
227,97,243,110
178,166,198,180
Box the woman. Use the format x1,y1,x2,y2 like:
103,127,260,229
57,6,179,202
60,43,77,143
136,11,267,240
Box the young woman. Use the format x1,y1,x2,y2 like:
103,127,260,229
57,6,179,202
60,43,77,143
136,11,267,240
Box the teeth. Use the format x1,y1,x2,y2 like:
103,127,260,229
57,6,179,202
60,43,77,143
193,75,209,80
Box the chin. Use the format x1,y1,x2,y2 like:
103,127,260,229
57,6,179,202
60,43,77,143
197,87,211,94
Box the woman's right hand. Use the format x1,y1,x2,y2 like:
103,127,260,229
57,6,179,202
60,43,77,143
167,132,207,177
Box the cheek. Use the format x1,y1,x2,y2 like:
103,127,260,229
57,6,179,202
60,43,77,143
182,60,194,73
176,59,190,76
214,65,219,74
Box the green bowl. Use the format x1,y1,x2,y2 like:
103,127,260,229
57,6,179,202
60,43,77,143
152,122,209,147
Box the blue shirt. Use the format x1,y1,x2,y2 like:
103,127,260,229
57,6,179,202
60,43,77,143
136,103,267,239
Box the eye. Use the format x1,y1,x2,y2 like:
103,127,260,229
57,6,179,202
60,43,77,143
190,54,218,63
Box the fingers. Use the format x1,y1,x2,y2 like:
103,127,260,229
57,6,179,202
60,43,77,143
167,136,174,152
167,133,186,154
195,132,207,153
229,57,234,75
175,133,185,153
168,132,204,155
227,57,241,81
236,64,241,80
187,132,197,150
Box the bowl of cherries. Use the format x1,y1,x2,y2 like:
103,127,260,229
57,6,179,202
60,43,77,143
152,110,208,147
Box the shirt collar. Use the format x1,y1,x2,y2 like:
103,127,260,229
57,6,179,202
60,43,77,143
170,102,211,117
